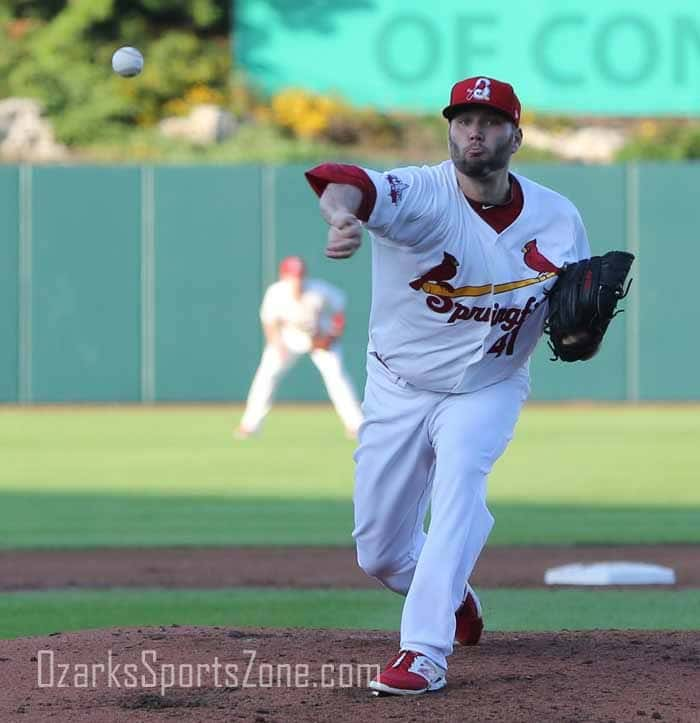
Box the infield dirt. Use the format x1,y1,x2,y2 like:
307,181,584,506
1,544,698,591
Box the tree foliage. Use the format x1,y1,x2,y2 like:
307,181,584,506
0,0,230,143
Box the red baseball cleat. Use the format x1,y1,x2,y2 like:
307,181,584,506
369,650,446,696
455,588,484,646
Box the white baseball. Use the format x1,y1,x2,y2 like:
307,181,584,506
112,46,144,77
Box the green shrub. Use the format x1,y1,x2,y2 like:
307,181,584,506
616,122,700,161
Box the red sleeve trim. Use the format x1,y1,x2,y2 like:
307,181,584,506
304,163,376,222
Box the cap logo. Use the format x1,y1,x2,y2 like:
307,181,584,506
466,77,491,102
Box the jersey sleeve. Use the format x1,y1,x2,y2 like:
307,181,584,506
361,165,440,245
259,285,280,324
572,209,592,260
317,282,347,337
307,279,346,315
322,282,346,314
305,162,442,247
304,163,376,222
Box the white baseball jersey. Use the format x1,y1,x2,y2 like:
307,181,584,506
260,278,346,354
361,160,591,393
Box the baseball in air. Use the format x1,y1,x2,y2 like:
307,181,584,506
111,46,144,77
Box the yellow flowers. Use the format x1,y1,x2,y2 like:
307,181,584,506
270,88,345,139
163,84,226,117
638,120,660,140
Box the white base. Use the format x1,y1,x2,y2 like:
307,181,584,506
544,561,676,586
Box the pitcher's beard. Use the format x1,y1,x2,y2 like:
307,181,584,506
449,135,512,178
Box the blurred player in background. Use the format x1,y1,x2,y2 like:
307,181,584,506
235,256,363,439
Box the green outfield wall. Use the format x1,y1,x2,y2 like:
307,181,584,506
0,163,697,403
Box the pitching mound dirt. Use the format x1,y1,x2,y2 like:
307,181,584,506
1,627,698,722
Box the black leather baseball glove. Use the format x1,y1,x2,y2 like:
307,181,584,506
544,251,635,362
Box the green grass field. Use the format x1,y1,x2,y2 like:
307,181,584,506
0,405,698,638
1,405,698,547
2,588,699,640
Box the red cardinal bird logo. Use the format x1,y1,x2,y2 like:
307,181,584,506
409,252,460,291
522,240,560,275
409,242,560,302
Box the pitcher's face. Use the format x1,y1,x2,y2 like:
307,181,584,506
448,107,521,178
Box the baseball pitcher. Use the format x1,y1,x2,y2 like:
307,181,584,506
305,76,633,696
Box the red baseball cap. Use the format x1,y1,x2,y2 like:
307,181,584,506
279,256,306,277
442,76,521,126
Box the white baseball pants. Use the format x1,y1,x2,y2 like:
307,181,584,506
353,352,530,669
239,343,363,434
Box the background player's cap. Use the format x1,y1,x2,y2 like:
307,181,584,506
442,76,521,126
279,256,306,277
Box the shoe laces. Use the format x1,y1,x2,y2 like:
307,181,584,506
389,650,441,679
